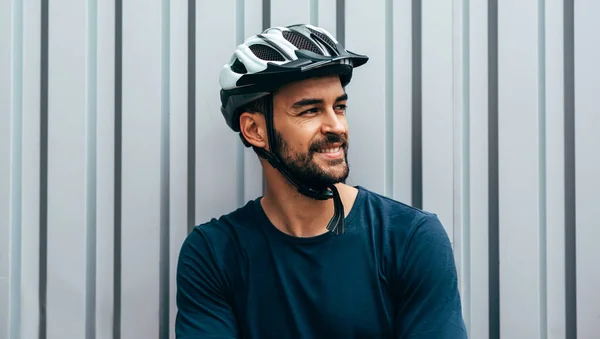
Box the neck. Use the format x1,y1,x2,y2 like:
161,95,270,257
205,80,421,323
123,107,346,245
260,169,358,238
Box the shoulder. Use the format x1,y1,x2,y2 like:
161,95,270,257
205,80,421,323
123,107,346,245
356,186,441,236
194,197,261,240
177,199,261,272
355,186,450,266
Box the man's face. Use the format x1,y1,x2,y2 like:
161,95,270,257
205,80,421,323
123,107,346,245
270,75,350,188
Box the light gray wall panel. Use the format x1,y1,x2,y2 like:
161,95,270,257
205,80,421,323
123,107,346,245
392,0,412,205
46,0,88,337
421,0,454,239
451,0,469,331
498,1,543,338
0,2,13,339
317,0,336,38
121,0,164,337
574,1,600,337
4,2,600,338
195,0,240,225
95,0,115,337
169,0,188,337
344,0,387,195
244,0,263,37
243,0,264,202
545,0,566,338
0,0,12,283
0,279,8,339
270,0,310,27
468,0,489,337
20,1,42,337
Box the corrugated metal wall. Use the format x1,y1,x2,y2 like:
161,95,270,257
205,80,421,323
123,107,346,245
1,0,598,338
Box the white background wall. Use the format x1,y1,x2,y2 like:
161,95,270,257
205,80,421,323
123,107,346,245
1,0,598,338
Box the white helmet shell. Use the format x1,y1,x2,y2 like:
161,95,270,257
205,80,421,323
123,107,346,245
219,24,368,132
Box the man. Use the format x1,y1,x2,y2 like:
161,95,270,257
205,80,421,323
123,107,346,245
176,24,468,338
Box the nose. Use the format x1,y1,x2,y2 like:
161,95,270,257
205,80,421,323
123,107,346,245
321,108,346,135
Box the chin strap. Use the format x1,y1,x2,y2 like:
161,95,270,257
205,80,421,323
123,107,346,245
325,184,345,235
252,146,332,199
252,145,345,235
254,95,345,235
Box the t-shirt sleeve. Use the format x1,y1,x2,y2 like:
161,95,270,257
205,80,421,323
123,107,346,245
175,228,239,339
393,214,468,339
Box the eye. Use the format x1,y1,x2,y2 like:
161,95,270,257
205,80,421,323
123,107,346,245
335,104,347,113
300,107,320,115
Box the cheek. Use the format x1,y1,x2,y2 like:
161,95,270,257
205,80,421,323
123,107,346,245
340,116,349,130
284,125,318,150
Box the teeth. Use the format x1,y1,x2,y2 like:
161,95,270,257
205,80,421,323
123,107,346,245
317,147,340,153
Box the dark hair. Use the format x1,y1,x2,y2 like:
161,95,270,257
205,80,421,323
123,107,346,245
239,95,268,115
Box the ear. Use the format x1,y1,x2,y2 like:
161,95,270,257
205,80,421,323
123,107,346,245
239,112,267,148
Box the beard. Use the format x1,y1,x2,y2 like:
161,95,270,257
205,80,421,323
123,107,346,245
272,130,350,189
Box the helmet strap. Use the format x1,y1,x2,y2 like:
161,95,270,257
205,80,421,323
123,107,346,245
253,94,345,235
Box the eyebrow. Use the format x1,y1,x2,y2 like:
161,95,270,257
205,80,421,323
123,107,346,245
291,93,349,109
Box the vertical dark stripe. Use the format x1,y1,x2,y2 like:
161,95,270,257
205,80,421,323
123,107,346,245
262,0,270,31
411,0,422,209
310,0,318,26
85,0,98,338
488,0,500,338
236,0,245,207
385,0,393,197
113,0,122,337
159,0,170,337
39,0,49,338
187,0,196,233
261,0,270,196
564,0,577,337
336,0,344,46
537,0,548,338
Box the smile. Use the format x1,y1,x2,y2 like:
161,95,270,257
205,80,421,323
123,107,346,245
314,146,344,160
316,147,341,153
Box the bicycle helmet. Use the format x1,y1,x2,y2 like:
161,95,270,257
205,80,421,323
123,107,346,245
218,24,368,235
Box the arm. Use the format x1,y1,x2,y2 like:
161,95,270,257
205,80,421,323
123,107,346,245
175,228,239,339
393,214,468,339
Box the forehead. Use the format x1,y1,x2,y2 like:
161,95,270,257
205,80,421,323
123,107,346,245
274,75,345,104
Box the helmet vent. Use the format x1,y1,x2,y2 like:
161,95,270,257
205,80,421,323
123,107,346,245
282,30,323,55
231,58,247,73
309,29,336,49
320,39,338,57
308,29,338,56
249,44,285,61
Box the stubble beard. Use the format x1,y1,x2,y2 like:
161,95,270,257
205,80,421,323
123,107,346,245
272,130,350,189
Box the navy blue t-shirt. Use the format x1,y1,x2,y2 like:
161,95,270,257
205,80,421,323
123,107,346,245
176,186,467,338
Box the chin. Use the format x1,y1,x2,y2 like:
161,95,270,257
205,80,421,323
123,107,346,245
321,168,349,184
